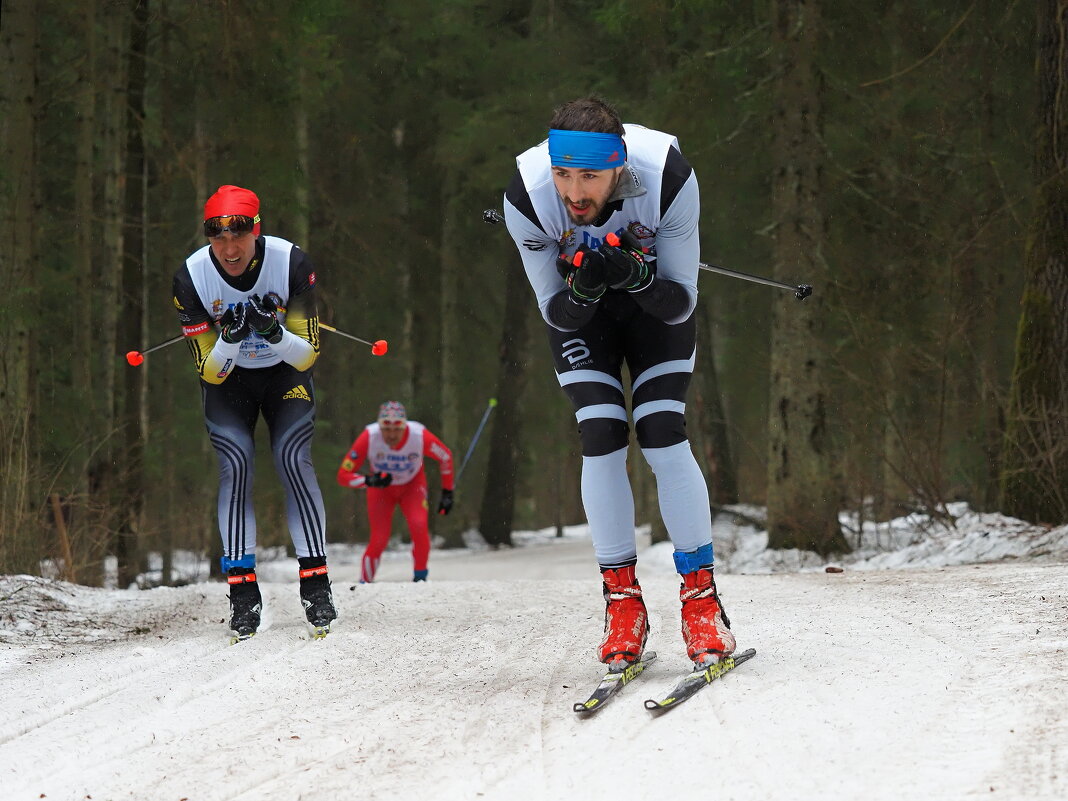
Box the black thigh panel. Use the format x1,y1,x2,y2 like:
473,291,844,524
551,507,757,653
623,304,696,450
545,316,630,457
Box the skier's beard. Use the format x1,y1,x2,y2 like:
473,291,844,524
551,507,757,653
560,173,621,227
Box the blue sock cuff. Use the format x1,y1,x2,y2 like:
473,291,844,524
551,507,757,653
413,569,428,581
221,554,256,572
672,543,714,575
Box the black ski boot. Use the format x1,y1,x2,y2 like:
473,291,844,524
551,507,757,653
227,567,262,643
298,556,336,637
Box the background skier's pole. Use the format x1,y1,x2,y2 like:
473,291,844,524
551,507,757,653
455,398,498,485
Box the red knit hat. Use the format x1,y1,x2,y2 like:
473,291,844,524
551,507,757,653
203,185,261,236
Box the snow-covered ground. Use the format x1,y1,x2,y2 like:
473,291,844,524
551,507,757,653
2,506,1067,801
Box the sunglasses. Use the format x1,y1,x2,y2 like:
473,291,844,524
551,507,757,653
379,419,406,428
203,214,260,238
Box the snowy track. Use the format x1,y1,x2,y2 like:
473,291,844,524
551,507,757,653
2,549,1066,801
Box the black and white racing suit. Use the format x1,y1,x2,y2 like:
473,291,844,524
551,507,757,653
504,124,716,569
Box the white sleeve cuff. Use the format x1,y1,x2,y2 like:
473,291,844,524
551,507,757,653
270,327,315,366
211,338,242,360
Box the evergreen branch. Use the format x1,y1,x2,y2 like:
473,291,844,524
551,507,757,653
859,3,977,88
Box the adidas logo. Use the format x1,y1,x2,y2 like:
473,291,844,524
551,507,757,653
283,385,311,402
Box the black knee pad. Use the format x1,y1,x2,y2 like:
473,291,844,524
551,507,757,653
577,417,630,457
635,411,688,450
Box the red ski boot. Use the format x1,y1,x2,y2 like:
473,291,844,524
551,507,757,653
680,568,736,666
598,565,649,667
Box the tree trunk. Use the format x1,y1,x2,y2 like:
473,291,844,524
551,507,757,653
437,187,465,548
0,0,39,572
293,63,311,247
478,272,534,547
71,0,99,577
389,115,445,431
765,0,848,555
392,121,415,405
84,1,129,585
694,298,738,505
193,83,221,580
114,0,149,588
1000,0,1068,524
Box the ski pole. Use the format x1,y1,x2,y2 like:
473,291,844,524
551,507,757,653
482,208,813,300
319,323,389,355
126,334,184,366
454,397,498,485
126,323,388,367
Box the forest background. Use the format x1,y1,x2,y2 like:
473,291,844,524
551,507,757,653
2,0,1066,587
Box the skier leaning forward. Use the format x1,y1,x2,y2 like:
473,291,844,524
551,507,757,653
172,184,337,640
503,97,737,669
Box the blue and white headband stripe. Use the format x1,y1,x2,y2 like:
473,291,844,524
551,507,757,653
548,129,625,169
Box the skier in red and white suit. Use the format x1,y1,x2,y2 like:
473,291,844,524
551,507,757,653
337,401,454,582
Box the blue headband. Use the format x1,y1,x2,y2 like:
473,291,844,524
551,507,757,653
548,129,625,169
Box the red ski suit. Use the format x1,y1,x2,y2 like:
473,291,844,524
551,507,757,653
337,421,453,582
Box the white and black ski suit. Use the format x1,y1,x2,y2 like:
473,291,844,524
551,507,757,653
504,124,716,568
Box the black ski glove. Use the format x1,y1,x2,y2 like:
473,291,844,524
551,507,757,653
599,230,654,292
247,294,283,344
363,471,393,488
219,303,252,344
437,489,454,516
557,245,606,303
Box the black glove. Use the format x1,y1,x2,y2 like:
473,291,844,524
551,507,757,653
363,471,392,488
599,230,654,291
437,489,454,516
219,303,251,344
247,294,283,344
557,245,606,303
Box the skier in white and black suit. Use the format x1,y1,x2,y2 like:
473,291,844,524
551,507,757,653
503,97,737,669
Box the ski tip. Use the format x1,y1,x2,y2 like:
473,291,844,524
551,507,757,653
229,632,256,645
573,699,601,714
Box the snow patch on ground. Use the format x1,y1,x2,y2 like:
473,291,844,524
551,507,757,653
691,501,1068,575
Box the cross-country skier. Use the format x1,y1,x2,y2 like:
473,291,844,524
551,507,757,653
502,97,736,669
337,401,454,583
172,185,336,640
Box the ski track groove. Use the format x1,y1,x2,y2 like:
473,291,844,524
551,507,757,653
537,642,579,792
0,643,181,747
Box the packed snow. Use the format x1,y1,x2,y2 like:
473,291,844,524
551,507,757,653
2,504,1066,801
